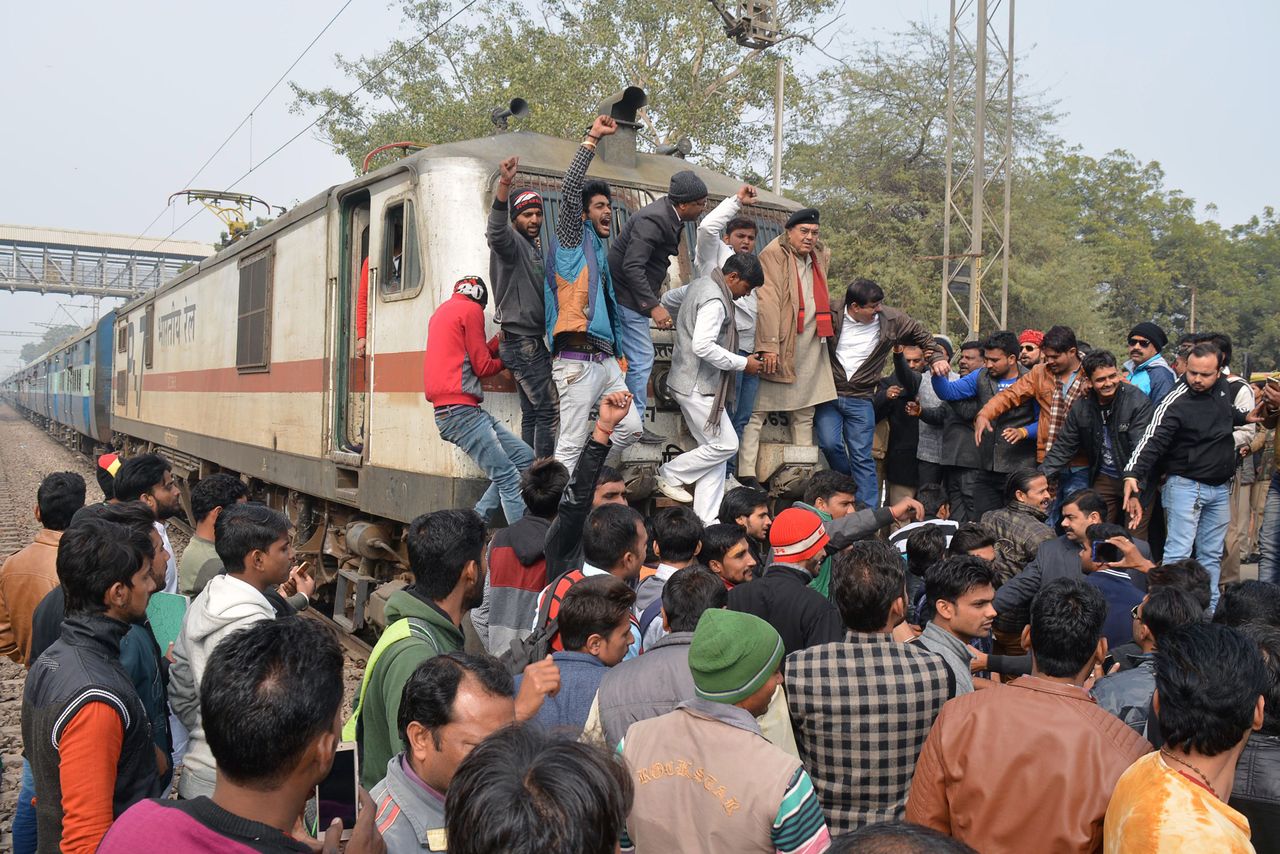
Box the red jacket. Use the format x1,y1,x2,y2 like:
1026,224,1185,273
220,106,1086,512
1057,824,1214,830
423,293,503,406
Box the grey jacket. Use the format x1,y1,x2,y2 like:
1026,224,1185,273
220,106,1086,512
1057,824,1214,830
915,622,974,695
486,200,545,337
370,754,447,852
606,197,681,315
666,274,737,399
596,631,696,749
1090,653,1156,740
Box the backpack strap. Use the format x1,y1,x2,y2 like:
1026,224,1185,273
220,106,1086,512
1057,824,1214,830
638,597,664,640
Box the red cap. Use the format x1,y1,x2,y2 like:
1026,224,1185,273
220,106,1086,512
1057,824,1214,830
769,507,830,563
1018,329,1044,347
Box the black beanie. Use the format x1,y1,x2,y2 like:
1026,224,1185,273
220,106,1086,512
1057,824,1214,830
1128,322,1167,351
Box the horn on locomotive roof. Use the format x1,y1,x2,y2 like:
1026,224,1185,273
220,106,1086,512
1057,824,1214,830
490,98,530,131
594,87,647,168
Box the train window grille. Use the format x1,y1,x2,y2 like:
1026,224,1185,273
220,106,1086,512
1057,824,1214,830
143,304,155,369
236,246,274,372
116,323,127,353
379,200,422,301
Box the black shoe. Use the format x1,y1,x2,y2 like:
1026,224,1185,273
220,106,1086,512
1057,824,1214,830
639,428,665,445
737,476,764,492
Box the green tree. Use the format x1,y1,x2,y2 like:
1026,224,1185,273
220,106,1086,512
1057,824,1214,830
20,324,82,365
292,0,835,174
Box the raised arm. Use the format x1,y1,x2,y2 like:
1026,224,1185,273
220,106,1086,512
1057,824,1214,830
486,156,521,260
555,116,616,250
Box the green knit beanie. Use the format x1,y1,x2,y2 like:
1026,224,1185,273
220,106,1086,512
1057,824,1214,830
689,609,785,705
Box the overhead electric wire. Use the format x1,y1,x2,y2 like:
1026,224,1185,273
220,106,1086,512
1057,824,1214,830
149,0,481,253
128,0,358,250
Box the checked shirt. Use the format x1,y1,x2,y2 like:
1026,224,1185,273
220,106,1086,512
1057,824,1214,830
784,631,951,835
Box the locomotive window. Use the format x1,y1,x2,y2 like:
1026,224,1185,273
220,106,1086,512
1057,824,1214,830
236,246,274,372
143,304,154,369
380,200,422,300
116,323,127,353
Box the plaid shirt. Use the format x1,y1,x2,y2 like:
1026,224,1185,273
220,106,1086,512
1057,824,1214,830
1045,368,1088,456
784,631,951,834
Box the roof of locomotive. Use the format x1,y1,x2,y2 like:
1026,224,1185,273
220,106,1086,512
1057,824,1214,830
119,130,802,310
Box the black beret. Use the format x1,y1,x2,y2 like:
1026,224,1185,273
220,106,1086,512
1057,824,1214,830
785,208,820,229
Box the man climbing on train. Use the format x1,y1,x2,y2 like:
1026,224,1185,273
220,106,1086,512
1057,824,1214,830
546,114,644,474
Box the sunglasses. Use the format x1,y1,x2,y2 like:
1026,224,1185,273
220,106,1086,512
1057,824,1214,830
1128,338,1151,348
1020,344,1037,352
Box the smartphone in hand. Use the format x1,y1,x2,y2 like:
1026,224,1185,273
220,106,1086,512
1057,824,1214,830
315,742,360,841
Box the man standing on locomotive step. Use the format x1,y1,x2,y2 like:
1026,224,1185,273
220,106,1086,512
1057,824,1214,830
654,253,767,524
547,115,644,473
739,208,835,490
607,168,709,440
488,155,557,459
424,275,535,525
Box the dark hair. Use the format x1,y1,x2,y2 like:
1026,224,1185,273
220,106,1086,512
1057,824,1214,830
1004,469,1045,504
596,464,624,489
1148,559,1213,611
1213,581,1280,629
37,471,86,531
661,566,727,632
214,502,292,574
1029,578,1106,678
1085,522,1131,545
581,179,612,213
1062,489,1108,521
948,523,995,556
1187,341,1224,368
1041,325,1078,354
397,652,514,747
722,253,765,288
190,473,247,524
651,506,703,564
1237,623,1280,737
407,509,486,601
724,216,758,236
700,522,749,567
959,340,982,353
1081,349,1118,378
1194,331,1233,366
906,525,948,579
830,821,978,853
58,517,150,614
96,501,159,557
1076,340,1093,356
446,724,633,854
719,487,768,525
1155,622,1265,756
804,469,858,506
915,483,949,519
845,277,885,308
200,616,343,788
932,336,955,360
981,330,1019,360
112,452,171,503
832,541,906,632
1141,587,1206,644
521,458,570,519
557,575,635,651
925,556,996,612
95,461,116,500
582,503,644,568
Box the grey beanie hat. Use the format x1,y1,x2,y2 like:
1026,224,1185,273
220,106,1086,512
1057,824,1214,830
668,170,708,204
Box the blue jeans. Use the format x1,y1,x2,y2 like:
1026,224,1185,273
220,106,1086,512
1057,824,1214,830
436,406,534,524
1260,473,1280,584
815,397,878,508
616,304,655,423
727,349,762,477
14,758,36,854
1049,466,1092,531
1162,474,1231,612
499,334,559,459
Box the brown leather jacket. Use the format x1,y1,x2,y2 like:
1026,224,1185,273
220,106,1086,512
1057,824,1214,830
0,529,62,665
906,675,1150,854
754,234,831,384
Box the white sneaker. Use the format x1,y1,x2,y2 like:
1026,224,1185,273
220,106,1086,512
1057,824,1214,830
656,476,694,504
724,475,745,492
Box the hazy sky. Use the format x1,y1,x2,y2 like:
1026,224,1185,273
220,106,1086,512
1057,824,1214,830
2,0,1276,371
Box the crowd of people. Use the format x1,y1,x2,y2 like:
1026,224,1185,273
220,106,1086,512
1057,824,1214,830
4,109,1280,853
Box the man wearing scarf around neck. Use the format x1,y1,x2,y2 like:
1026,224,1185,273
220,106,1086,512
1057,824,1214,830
740,208,837,488
656,254,767,525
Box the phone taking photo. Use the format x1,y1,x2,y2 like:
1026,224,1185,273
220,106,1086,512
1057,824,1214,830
1091,540,1124,564
316,742,360,841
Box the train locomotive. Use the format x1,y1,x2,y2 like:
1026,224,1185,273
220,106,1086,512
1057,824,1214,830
3,90,817,636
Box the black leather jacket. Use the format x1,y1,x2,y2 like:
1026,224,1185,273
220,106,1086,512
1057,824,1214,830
1042,382,1154,491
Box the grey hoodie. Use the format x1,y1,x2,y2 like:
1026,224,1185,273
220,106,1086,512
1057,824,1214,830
169,573,275,798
